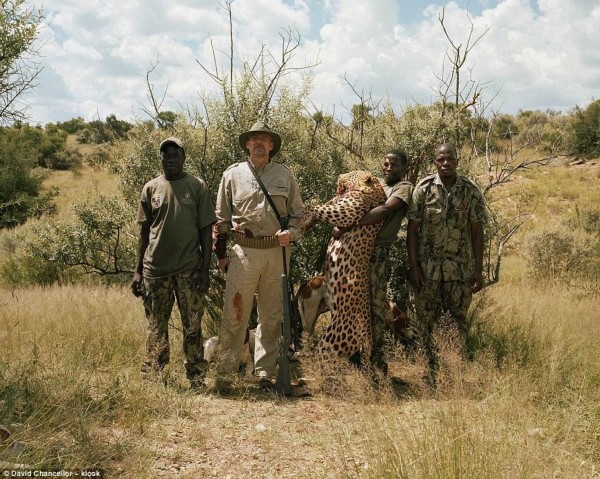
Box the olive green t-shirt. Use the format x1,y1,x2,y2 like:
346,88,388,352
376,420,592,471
137,173,216,279
376,179,414,245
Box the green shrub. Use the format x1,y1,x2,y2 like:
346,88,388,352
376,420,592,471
572,205,600,235
0,255,65,287
570,99,600,156
526,226,599,279
42,146,83,170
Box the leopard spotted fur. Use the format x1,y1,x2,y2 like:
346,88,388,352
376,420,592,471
299,170,386,364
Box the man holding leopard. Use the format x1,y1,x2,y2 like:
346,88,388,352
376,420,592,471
334,150,413,375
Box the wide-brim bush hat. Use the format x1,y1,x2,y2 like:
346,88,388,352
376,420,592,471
239,121,281,158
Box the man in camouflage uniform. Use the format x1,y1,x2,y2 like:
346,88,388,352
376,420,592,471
213,121,304,390
407,143,486,385
334,150,413,375
131,137,216,389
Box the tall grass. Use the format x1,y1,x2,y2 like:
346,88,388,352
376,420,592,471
1,259,598,477
327,271,600,479
0,286,201,475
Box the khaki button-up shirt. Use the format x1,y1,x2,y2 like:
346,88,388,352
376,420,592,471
215,160,305,241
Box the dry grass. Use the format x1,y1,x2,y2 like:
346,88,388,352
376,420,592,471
0,279,598,478
39,162,121,219
1,156,599,477
489,158,600,235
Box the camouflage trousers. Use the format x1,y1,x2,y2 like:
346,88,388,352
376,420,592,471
370,243,392,373
414,277,472,380
141,269,207,381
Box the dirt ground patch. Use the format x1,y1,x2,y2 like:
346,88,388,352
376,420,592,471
115,361,428,478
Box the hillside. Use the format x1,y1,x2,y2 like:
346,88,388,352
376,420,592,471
1,155,599,478
39,163,120,217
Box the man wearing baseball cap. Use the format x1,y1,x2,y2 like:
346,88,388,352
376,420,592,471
213,121,304,390
131,136,216,390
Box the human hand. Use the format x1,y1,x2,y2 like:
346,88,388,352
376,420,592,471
408,266,424,293
276,229,291,247
470,272,483,293
218,257,230,274
130,272,144,297
196,270,210,294
331,225,352,239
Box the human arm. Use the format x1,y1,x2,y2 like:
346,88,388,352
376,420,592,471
283,171,305,242
469,221,484,293
213,174,232,273
407,219,424,292
467,181,487,293
213,225,230,274
332,190,408,238
130,221,150,297
360,196,407,225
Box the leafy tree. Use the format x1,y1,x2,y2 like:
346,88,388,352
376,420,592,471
50,117,87,134
512,110,568,153
570,99,600,156
156,111,178,129
493,114,518,139
0,126,57,229
77,114,133,144
105,114,133,139
0,0,43,125
1,123,81,170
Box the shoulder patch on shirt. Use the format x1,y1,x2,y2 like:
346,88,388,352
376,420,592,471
151,194,163,208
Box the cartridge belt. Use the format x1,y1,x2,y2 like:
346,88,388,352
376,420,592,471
232,230,279,249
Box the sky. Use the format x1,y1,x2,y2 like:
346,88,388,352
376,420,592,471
24,0,600,125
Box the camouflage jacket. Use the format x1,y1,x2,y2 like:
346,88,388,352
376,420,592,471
407,174,487,281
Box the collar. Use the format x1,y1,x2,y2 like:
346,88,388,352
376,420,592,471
434,173,461,190
247,157,272,172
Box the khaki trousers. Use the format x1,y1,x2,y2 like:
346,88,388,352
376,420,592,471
217,243,290,378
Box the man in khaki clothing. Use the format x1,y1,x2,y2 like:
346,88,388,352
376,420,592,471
213,121,304,389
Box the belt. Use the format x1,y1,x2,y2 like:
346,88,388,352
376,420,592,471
232,230,279,249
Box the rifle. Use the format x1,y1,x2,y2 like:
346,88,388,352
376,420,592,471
275,218,294,397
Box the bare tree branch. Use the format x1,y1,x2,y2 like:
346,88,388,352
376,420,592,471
140,59,173,128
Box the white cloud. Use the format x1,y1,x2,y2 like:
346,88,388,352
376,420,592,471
62,39,103,60
24,0,600,124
